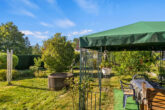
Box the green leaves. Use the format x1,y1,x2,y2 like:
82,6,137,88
113,51,157,75
42,33,74,72
0,53,19,69
0,22,32,54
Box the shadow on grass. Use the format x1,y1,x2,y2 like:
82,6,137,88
12,84,49,91
13,76,35,81
0,95,13,103
73,72,115,78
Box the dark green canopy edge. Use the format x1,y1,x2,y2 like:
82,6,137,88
79,21,165,51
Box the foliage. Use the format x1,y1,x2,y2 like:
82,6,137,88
42,33,74,72
112,51,157,75
0,22,32,54
15,70,34,78
72,38,79,49
34,57,42,67
100,60,113,68
34,70,47,77
15,55,41,70
92,58,97,69
0,69,6,81
0,69,20,81
100,53,113,68
0,53,19,69
66,77,79,110
73,51,80,65
29,66,39,72
32,43,41,55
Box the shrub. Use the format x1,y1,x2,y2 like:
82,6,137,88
74,52,80,65
0,69,6,81
15,55,42,70
34,57,42,67
34,70,47,77
0,69,34,81
29,66,39,72
16,70,34,78
42,33,74,72
0,53,19,69
112,51,157,75
0,69,19,81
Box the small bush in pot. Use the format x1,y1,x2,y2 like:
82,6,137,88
42,33,74,72
42,33,74,90
100,51,113,76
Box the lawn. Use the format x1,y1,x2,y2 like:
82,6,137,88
0,71,139,110
0,78,74,110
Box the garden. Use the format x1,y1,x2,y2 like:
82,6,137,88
1,22,165,110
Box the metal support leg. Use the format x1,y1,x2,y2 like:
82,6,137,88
123,95,127,108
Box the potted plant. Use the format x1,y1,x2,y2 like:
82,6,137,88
100,51,112,75
42,33,74,90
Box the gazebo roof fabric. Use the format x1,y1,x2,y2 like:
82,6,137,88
79,21,165,51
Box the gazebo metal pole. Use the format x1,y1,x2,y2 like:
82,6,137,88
98,47,102,110
79,48,83,110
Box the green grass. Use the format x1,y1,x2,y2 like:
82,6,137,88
114,89,138,110
0,78,74,110
0,69,142,110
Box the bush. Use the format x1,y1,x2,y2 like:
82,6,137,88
0,69,19,81
0,69,7,81
42,33,74,72
34,70,47,77
74,52,80,65
29,66,39,72
15,55,43,70
16,70,34,78
34,57,42,67
0,69,34,81
0,53,19,69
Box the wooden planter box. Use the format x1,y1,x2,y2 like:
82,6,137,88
48,73,73,91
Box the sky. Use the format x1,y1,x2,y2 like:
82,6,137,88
1,0,165,46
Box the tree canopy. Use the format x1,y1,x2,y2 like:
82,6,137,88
32,43,41,55
0,22,32,54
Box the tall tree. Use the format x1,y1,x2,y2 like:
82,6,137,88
32,43,41,55
0,22,32,54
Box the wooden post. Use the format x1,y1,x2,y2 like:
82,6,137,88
7,49,13,85
140,82,148,110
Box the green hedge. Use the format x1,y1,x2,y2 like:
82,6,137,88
0,53,19,69
15,55,42,70
0,69,34,81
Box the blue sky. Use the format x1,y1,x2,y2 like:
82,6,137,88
1,0,165,45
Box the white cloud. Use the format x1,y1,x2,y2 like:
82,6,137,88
68,29,93,37
21,30,49,39
21,0,39,9
74,0,98,14
40,22,53,27
20,10,35,18
55,19,75,28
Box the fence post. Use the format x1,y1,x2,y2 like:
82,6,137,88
141,82,148,110
7,49,13,85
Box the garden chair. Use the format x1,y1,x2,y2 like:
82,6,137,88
120,80,134,109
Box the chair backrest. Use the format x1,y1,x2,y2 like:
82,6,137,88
146,88,165,110
132,74,149,81
120,80,124,91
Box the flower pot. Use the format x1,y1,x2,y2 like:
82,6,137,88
102,68,111,75
48,73,73,91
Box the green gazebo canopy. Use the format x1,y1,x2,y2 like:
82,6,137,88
79,21,165,51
